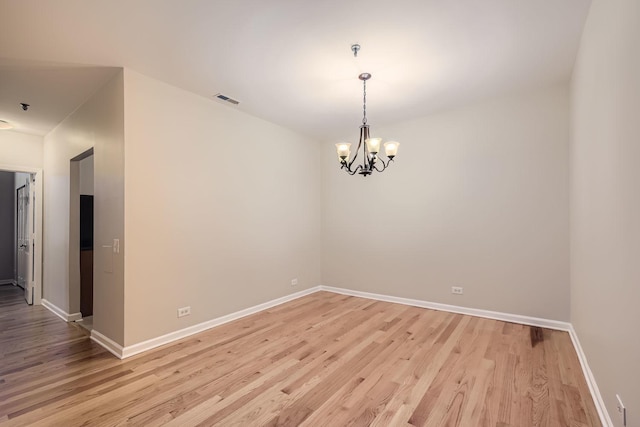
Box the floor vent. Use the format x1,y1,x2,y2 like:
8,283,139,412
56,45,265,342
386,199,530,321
214,93,240,105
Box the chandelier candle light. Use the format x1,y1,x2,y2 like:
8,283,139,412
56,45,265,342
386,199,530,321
335,44,399,176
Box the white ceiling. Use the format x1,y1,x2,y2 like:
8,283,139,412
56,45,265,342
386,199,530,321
0,59,117,135
0,0,591,139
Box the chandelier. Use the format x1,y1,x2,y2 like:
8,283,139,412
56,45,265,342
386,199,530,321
335,45,399,176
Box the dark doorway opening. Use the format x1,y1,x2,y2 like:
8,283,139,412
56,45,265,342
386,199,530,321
80,195,93,317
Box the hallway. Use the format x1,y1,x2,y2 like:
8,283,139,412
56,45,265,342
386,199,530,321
0,284,104,422
0,284,90,348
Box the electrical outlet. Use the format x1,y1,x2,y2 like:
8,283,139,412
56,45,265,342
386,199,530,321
291,278,298,287
451,286,464,295
616,394,626,426
177,306,191,318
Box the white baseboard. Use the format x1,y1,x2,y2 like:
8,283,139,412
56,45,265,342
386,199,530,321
568,325,613,427
319,286,571,331
117,286,321,359
0,279,17,286
41,299,82,322
91,330,125,359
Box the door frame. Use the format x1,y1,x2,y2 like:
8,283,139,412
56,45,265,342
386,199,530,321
69,148,94,319
0,164,43,305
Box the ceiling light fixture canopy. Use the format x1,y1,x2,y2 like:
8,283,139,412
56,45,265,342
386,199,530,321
335,44,399,177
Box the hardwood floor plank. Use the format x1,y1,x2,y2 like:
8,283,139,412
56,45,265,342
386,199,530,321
0,285,601,426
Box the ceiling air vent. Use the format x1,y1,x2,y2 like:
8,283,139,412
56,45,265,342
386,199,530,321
214,93,240,105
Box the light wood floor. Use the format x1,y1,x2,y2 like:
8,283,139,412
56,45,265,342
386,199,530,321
0,284,600,426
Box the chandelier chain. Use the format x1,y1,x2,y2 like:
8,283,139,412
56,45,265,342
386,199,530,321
362,79,367,125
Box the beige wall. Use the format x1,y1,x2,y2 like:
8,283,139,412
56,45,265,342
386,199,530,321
570,0,640,423
79,155,94,196
43,71,125,344
122,70,322,346
323,86,570,321
0,131,43,169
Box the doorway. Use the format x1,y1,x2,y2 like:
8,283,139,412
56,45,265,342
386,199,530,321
80,193,93,317
0,166,42,306
16,174,35,304
69,148,94,331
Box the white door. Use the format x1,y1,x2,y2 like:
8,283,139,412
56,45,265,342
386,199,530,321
16,176,34,304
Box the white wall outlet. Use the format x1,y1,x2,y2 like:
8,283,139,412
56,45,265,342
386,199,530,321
451,286,464,295
177,306,191,318
616,394,626,426
291,278,298,287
